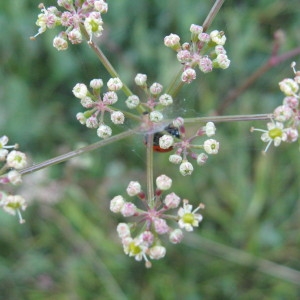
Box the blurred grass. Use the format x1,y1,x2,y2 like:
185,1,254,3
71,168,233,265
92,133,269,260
1,0,300,299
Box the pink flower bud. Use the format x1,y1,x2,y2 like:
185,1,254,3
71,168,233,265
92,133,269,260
164,192,181,209
149,82,163,95
102,91,118,104
181,68,196,83
107,77,123,91
153,218,169,234
121,202,137,217
116,223,131,239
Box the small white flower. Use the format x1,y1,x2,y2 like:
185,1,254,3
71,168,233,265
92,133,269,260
80,96,94,108
156,174,172,190
97,124,112,138
169,154,182,164
126,181,142,196
179,161,194,176
90,78,103,89
102,91,118,105
73,83,88,99
6,150,27,169
203,139,220,155
279,78,299,96
107,77,123,91
76,112,87,125
149,245,166,260
159,135,174,150
135,73,147,86
7,170,22,185
158,94,173,106
178,200,203,232
273,105,293,122
53,36,68,51
126,95,140,109
116,223,131,239
190,24,203,35
110,195,125,213
149,111,163,123
149,82,163,95
164,33,180,49
251,121,288,153
84,12,103,40
205,122,216,137
122,236,148,262
210,30,226,45
94,0,108,13
67,28,82,44
110,111,125,124
1,195,27,224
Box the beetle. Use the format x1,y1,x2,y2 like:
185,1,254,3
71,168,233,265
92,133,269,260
145,124,180,152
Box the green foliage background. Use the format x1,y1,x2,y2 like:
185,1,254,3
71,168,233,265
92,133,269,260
1,0,300,299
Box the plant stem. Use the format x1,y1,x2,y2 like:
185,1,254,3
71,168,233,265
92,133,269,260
216,44,300,114
19,113,271,177
183,113,273,124
80,25,133,98
146,134,155,207
202,0,225,32
19,129,136,176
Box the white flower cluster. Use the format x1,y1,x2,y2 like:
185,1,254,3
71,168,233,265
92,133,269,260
73,77,125,139
0,135,28,223
110,175,204,267
164,25,230,84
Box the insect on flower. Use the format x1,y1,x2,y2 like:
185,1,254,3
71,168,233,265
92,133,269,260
145,124,181,152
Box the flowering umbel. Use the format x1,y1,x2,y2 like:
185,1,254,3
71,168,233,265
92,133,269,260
251,62,300,152
164,26,230,83
167,119,220,176
110,175,204,267
32,0,108,48
73,78,124,138
0,136,28,223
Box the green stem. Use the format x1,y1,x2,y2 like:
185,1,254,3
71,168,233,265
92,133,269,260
19,129,136,176
18,113,272,177
80,25,133,97
202,0,225,32
183,113,273,124
146,134,155,207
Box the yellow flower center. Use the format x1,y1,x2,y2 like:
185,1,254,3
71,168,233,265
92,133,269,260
129,242,142,255
268,128,282,139
182,213,194,224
